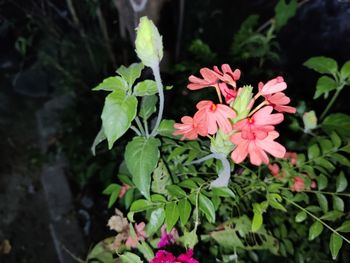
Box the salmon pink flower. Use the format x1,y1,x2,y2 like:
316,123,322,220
284,151,298,165
258,76,287,96
125,222,147,248
196,100,236,134
118,183,130,198
218,82,237,104
213,64,241,88
173,115,207,140
291,176,305,192
187,68,218,90
261,90,296,114
230,130,286,166
268,163,280,177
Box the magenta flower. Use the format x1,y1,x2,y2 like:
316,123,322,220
176,249,199,263
258,76,287,95
150,249,199,263
157,225,179,248
195,100,236,134
231,130,286,166
173,114,208,140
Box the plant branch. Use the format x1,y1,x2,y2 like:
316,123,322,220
150,64,165,136
320,85,344,121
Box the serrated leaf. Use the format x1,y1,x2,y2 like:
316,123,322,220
336,220,350,232
295,211,307,222
133,80,158,96
125,137,160,199
146,208,165,236
93,76,128,92
333,196,344,212
199,194,216,223
304,56,338,75
314,76,338,99
178,198,192,225
165,202,179,232
309,221,324,240
101,92,137,149
139,95,158,120
116,63,144,87
316,193,328,213
329,233,343,260
336,171,347,192
340,60,350,80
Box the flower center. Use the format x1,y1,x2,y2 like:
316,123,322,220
248,117,254,124
210,103,217,111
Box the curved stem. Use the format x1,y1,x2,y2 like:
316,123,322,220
150,64,164,136
135,116,146,136
130,125,141,136
320,86,343,121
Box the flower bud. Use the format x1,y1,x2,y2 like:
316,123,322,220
135,16,163,68
210,130,234,156
232,85,254,123
303,110,317,132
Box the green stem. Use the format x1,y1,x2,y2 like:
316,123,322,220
285,198,350,244
135,116,146,136
143,118,150,137
320,86,343,121
150,64,164,137
130,126,141,136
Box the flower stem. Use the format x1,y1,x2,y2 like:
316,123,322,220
150,64,164,137
248,100,267,117
320,85,343,121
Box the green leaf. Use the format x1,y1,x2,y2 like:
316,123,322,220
212,187,236,198
165,202,179,232
314,76,338,99
199,194,216,223
120,252,143,263
333,196,344,212
308,144,320,160
252,203,263,232
146,208,165,236
116,63,144,87
332,153,350,167
103,184,121,195
133,80,158,96
157,119,177,138
319,138,333,154
321,210,344,222
151,160,172,195
316,193,329,213
179,179,198,189
336,171,347,192
295,211,307,223
91,127,106,155
101,91,137,149
303,56,338,75
329,233,343,260
322,113,350,138
178,198,192,225
130,199,154,212
340,60,350,80
317,174,328,190
336,220,350,232
125,137,160,199
139,95,158,120
274,0,297,30
87,239,115,263
137,241,154,261
330,132,342,148
309,221,324,240
166,185,186,198
93,76,128,92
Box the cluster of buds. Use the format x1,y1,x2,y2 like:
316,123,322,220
174,64,296,166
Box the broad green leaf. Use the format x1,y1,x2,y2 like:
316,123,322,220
91,127,106,155
146,208,165,236
308,221,323,240
303,111,317,131
93,76,128,92
330,132,342,148
125,137,160,199
252,203,263,232
314,158,335,172
199,194,216,223
321,210,344,222
340,60,350,80
295,211,307,223
106,185,121,208
212,187,236,198
165,202,179,232
139,95,157,120
308,144,320,160
133,80,158,96
178,198,192,225
116,63,144,87
303,56,338,75
332,153,350,167
120,252,143,263
336,220,350,233
336,171,347,192
274,0,297,30
329,233,343,260
166,185,186,198
157,119,177,138
333,196,344,212
130,199,154,212
319,138,333,154
211,229,244,249
101,91,137,149
322,113,350,138
151,194,166,203
151,160,172,195
317,174,328,190
316,193,329,213
179,179,198,189
314,76,338,99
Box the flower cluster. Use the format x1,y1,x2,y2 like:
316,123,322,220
150,249,198,263
174,64,296,166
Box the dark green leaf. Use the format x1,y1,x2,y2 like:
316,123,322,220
317,174,328,190
321,210,344,222
295,211,307,223
199,194,216,223
309,221,323,240
340,61,350,80
303,56,338,75
316,193,328,213
103,184,121,195
333,196,344,212
179,179,198,189
308,144,320,160
139,95,157,120
336,171,347,192
166,185,187,198
165,202,179,232
125,137,160,199
178,199,192,225
329,233,343,260
332,153,350,167
314,76,338,99
212,187,236,198
336,220,350,233
330,132,342,148
274,0,297,30
322,113,350,138
133,80,158,96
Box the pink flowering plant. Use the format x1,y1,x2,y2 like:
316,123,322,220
88,17,350,263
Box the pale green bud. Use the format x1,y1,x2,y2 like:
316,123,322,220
303,110,317,132
232,85,254,123
135,16,163,68
210,130,234,156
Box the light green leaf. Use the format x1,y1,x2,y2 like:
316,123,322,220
120,252,143,263
139,95,158,120
340,61,350,80
130,199,154,212
329,233,343,260
321,210,344,222
316,193,329,213
336,220,350,233
212,187,236,198
146,208,165,236
157,119,177,138
133,80,158,96
322,113,350,138
116,63,144,87
295,211,307,223
166,185,186,198
309,221,323,240
314,76,338,99
93,76,128,92
274,0,297,30
91,127,106,155
199,194,216,223
165,202,179,232
303,56,338,75
125,137,160,199
179,179,198,190
336,171,347,192
333,195,344,212
101,91,137,149
178,198,192,226
137,241,154,261
252,203,263,232
308,144,320,160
